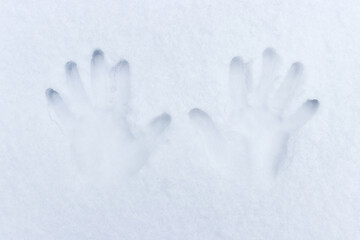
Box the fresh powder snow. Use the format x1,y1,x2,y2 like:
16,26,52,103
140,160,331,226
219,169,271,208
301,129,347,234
0,1,359,239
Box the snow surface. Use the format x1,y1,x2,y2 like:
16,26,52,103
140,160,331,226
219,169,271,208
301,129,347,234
1,0,360,239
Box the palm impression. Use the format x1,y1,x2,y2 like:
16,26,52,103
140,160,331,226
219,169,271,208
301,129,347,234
46,50,171,184
189,48,319,180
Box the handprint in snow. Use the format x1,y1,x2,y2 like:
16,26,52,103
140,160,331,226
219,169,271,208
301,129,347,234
189,48,319,180
46,50,171,185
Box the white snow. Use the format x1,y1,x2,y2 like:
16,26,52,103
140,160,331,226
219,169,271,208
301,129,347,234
1,0,360,239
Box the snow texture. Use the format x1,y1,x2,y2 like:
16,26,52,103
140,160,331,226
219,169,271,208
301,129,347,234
1,0,360,239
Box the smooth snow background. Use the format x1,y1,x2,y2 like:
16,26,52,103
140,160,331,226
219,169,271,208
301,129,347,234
0,0,359,239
